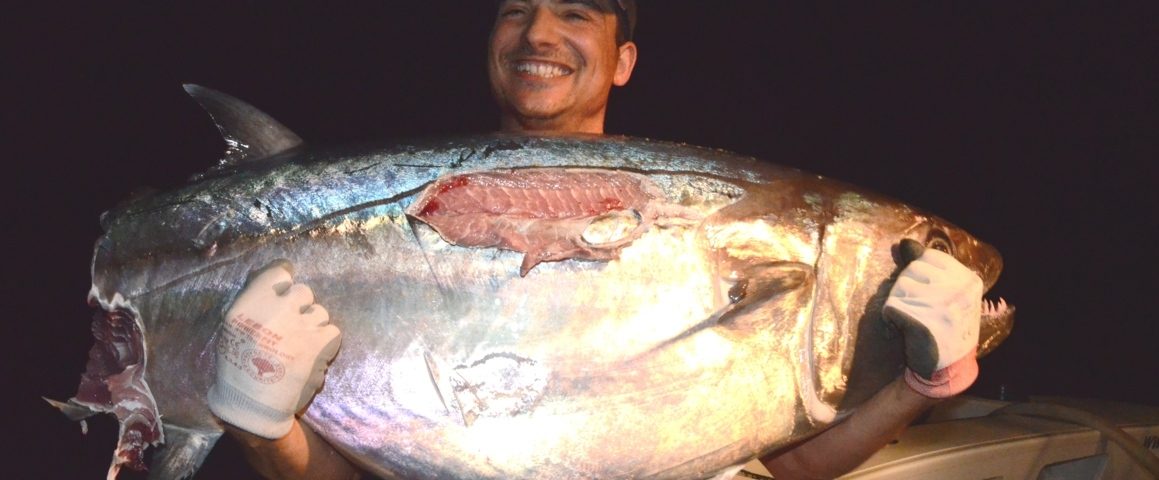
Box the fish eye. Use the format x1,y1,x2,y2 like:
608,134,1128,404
728,279,748,304
925,230,953,254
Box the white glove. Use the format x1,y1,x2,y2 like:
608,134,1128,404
208,261,342,439
883,246,982,398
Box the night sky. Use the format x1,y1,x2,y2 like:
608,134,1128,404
8,2,1157,478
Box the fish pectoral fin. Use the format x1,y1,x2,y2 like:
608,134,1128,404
719,261,814,329
147,424,223,480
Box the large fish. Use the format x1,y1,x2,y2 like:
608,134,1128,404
52,85,1013,479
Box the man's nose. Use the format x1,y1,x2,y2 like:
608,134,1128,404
523,6,562,47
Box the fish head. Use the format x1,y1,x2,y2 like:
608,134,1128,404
896,214,1013,359
701,178,1013,419
810,190,1014,411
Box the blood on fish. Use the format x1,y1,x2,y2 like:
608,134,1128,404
417,176,470,216
435,175,471,196
593,198,624,215
417,198,442,217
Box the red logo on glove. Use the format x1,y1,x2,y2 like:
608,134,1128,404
242,349,285,384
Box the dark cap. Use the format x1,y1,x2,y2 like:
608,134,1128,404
612,0,637,44
495,1,636,44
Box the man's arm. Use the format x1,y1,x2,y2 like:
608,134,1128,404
764,244,984,479
227,420,360,480
760,377,937,479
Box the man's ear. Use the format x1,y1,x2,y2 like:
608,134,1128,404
613,41,638,86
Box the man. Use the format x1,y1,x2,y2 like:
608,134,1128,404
208,1,983,479
489,0,637,134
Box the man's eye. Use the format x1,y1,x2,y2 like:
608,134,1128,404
562,10,591,21
499,8,527,18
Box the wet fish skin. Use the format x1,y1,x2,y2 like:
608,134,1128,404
61,87,1012,479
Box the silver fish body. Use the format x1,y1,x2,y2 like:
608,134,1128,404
60,87,1012,479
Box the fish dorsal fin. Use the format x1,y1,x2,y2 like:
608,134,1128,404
183,84,303,166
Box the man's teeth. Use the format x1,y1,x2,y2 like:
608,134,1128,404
516,62,569,78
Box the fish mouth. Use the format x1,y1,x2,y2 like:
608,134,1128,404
978,297,1015,357
511,59,574,79
910,236,1015,357
974,244,1014,358
954,237,1015,357
47,291,163,479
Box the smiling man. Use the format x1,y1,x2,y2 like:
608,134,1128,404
489,0,637,133
211,2,985,479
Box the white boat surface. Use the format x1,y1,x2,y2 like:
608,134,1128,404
736,396,1159,479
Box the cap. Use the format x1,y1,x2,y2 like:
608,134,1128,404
494,1,636,44
612,0,637,44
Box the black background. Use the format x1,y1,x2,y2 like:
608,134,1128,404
7,2,1157,478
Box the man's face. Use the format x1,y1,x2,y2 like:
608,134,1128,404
489,0,636,133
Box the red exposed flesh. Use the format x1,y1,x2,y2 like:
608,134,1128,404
414,170,653,219
408,169,660,275
417,176,471,216
70,305,163,475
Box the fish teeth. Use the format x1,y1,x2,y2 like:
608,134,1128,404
982,297,1009,316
